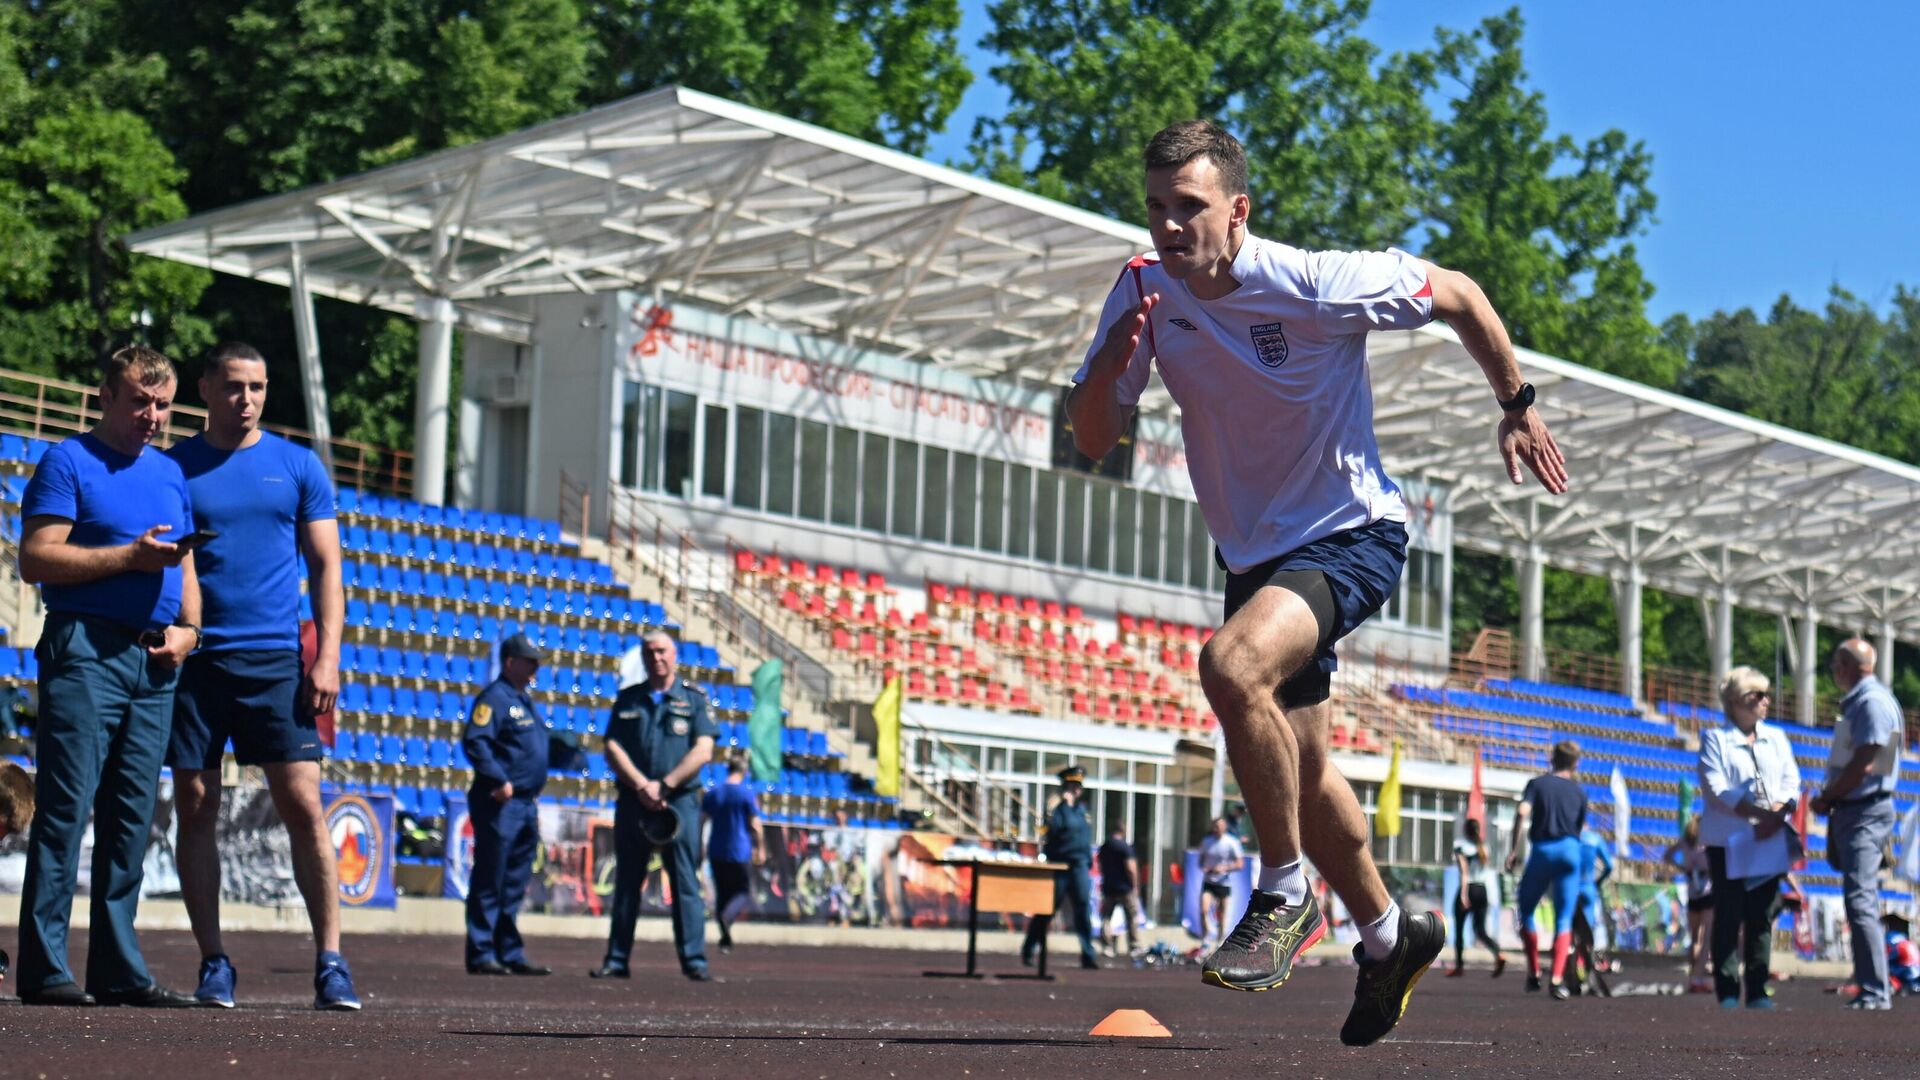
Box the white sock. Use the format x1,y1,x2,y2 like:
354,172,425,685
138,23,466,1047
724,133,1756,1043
1358,902,1402,963
1255,859,1308,906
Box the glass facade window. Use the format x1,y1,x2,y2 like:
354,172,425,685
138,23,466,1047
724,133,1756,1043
765,412,797,515
1007,465,1032,558
1034,471,1060,563
1162,498,1186,586
951,452,978,548
1088,483,1113,573
830,426,859,526
701,404,728,497
1187,503,1210,588
1114,488,1137,577
890,438,918,537
731,406,763,510
798,419,828,521
860,431,888,532
921,447,949,544
1062,475,1086,568
619,381,642,488
1140,492,1162,580
662,390,696,498
979,459,1004,553
640,385,662,491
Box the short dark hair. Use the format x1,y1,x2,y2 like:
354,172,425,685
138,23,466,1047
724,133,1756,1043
1550,740,1581,771
100,345,176,391
1144,121,1248,198
203,341,266,380
727,756,747,777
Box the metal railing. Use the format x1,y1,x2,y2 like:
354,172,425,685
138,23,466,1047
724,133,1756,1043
0,366,415,495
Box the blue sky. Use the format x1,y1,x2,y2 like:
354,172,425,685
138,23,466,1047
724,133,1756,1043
924,1,1918,324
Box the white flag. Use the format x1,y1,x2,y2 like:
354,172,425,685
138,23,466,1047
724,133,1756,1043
1610,765,1632,858
1899,802,1920,883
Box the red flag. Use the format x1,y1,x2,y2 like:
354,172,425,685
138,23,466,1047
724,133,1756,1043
1466,749,1486,829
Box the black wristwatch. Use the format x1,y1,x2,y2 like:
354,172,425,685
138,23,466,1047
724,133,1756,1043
1498,382,1535,413
174,620,203,651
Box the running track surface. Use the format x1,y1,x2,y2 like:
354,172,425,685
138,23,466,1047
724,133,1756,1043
1,929,1906,1078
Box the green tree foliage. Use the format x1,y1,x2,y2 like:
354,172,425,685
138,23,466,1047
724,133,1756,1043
972,0,1435,250
0,3,211,379
1421,8,1681,388
583,0,970,156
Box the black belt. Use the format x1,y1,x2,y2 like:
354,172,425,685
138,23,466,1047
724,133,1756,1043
1836,792,1891,808
48,611,166,645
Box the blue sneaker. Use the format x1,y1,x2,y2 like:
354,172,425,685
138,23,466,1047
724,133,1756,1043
195,954,237,1008
1746,997,1776,1010
314,953,362,1012
1719,997,1741,1010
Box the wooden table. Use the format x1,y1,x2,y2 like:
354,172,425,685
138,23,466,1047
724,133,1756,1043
924,858,1069,980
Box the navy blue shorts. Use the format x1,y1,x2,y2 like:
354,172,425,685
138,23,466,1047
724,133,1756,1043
1222,518,1407,705
168,649,324,769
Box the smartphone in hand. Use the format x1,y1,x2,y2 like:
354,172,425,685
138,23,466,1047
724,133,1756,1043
175,530,220,551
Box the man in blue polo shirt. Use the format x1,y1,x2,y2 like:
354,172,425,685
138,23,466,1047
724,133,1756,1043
164,342,356,1011
13,346,201,1008
702,756,764,952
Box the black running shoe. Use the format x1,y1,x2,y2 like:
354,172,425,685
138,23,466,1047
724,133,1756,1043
1339,909,1446,1048
1200,890,1326,992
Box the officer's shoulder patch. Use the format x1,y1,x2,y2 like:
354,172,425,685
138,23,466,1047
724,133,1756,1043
684,683,708,700
472,703,492,727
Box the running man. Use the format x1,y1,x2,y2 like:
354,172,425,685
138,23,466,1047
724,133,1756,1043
1067,120,1567,1046
165,343,357,1010
1504,741,1588,1000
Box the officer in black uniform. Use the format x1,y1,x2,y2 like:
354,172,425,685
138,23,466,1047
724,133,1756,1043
1022,764,1099,970
461,633,553,976
591,630,718,981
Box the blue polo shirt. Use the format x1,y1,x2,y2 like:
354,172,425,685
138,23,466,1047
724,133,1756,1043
702,781,759,864
167,432,334,653
21,432,193,630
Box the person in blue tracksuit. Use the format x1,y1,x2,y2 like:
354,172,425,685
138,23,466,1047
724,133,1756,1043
593,631,717,981
462,633,553,976
1021,765,1099,970
1504,740,1588,1000
1578,825,1614,934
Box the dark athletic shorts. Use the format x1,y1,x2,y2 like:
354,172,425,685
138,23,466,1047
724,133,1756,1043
1221,517,1408,708
168,649,324,769
1687,894,1715,913
1202,881,1234,902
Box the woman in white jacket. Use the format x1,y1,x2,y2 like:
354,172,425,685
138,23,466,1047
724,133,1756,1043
1696,666,1802,1009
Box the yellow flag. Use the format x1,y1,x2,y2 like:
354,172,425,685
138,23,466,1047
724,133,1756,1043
1374,741,1402,839
873,676,903,798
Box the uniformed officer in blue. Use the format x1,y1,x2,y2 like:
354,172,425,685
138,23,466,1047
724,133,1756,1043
1021,764,1100,970
461,632,553,976
592,630,717,981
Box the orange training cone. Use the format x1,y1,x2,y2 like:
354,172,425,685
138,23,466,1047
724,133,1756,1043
1089,1009,1171,1038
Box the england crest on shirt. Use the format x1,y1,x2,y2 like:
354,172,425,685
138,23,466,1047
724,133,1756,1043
1249,322,1289,368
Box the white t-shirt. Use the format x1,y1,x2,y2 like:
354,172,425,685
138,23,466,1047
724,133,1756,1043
1073,235,1433,573
1452,836,1498,894
1198,832,1246,884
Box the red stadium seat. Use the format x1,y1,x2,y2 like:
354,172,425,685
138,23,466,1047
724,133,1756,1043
734,549,755,573
858,600,879,625
985,682,1009,708
841,568,861,589
804,594,826,618
781,589,803,612
933,673,955,700
832,597,853,622
1070,691,1090,715
959,678,983,703
954,586,973,608
883,609,905,632
883,637,903,661
907,669,929,696
976,590,996,611
788,558,808,579
1044,601,1064,621
857,632,877,658
1010,686,1032,709
909,611,932,635
1063,631,1080,654
1114,700,1137,724
1118,613,1138,635
928,582,949,605
1021,597,1042,618
815,563,835,586
832,628,853,652
866,572,887,593
1065,604,1084,623
1092,696,1114,719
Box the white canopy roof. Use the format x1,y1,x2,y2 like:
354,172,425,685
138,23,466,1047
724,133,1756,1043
126,86,1920,636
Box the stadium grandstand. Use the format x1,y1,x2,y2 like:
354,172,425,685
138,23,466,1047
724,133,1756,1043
0,86,1912,933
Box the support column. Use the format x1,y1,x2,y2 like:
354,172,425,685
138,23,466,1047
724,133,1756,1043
1616,562,1643,704
1518,549,1545,683
1878,616,1896,686
455,396,483,509
287,245,334,471
413,297,456,506
1796,600,1819,725
1710,583,1735,692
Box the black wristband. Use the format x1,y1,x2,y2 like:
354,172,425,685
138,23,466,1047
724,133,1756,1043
1498,382,1535,413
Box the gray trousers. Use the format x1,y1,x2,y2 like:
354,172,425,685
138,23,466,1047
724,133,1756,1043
1828,797,1896,1004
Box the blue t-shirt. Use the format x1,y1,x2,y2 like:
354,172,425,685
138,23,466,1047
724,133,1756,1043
702,781,759,864
21,433,193,629
167,432,334,652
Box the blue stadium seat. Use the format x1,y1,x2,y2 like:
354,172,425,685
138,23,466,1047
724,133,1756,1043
367,529,392,557
334,729,357,759
356,731,381,760
340,683,369,713
419,787,445,817
346,598,370,628
427,740,451,769
393,687,418,718
424,653,450,682
404,737,428,767
336,487,361,513
368,685,395,716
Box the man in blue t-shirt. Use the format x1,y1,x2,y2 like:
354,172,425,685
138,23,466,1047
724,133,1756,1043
701,757,764,953
163,342,355,1011
14,347,201,1008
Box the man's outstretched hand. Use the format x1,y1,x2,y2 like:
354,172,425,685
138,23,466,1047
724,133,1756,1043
1499,408,1569,493
1082,292,1158,385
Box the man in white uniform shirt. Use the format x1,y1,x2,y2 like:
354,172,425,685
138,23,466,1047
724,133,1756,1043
1068,121,1567,1046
